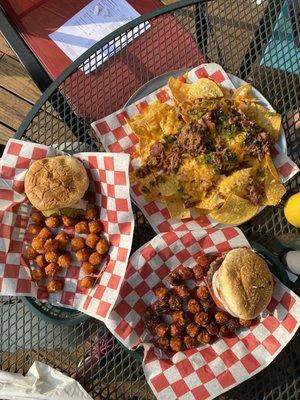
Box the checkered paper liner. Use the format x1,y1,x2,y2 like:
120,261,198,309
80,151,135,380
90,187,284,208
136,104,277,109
91,63,299,233
106,227,300,400
0,139,134,320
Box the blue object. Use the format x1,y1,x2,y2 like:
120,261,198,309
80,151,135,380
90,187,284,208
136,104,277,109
260,0,300,74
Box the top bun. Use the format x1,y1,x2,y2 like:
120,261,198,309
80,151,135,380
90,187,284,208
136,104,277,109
24,156,89,211
218,248,273,320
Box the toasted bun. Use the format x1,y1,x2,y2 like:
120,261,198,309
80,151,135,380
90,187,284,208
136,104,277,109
24,156,89,211
218,248,273,319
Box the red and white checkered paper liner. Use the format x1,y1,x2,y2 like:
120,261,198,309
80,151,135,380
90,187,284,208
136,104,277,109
106,227,300,400
0,139,134,320
91,63,299,233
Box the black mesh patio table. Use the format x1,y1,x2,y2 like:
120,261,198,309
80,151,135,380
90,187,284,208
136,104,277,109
2,1,299,399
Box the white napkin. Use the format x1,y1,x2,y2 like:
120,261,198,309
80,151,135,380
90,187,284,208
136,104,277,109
0,362,92,400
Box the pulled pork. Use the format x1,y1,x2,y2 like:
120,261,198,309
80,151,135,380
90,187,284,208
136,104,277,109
247,131,274,160
135,142,165,178
136,140,181,177
177,121,206,157
163,149,181,174
246,177,263,205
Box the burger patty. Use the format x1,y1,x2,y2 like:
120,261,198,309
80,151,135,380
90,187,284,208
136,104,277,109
205,256,224,291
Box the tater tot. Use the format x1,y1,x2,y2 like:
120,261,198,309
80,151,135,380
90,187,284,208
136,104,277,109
194,311,210,327
177,266,193,280
187,299,202,314
218,325,230,338
186,323,200,338
23,246,38,260
45,262,60,277
45,216,60,229
58,252,71,268
170,337,182,352
196,253,211,269
89,252,102,266
81,261,96,274
171,311,186,326
167,271,183,286
184,335,197,350
31,210,44,225
31,268,45,282
75,220,89,234
155,323,169,338
55,232,69,248
154,286,169,300
170,323,185,338
153,299,170,315
215,311,229,325
44,238,59,252
206,321,219,336
168,294,182,311
62,216,77,227
38,227,52,240
199,297,214,311
75,248,90,262
196,285,210,300
193,265,204,280
27,224,43,235
45,251,60,263
71,237,86,251
31,237,46,254
35,254,47,268
47,279,64,293
157,337,169,351
85,207,98,221
239,318,252,328
95,238,109,255
85,233,100,249
79,276,95,289
197,329,211,344
88,220,103,234
173,285,190,299
227,318,240,332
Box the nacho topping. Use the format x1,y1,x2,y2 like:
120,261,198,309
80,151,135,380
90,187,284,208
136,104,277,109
129,77,283,223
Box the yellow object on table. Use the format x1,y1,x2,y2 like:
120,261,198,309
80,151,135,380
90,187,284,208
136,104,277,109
284,192,300,228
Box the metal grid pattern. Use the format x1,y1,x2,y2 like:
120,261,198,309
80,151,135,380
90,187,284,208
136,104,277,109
5,0,299,398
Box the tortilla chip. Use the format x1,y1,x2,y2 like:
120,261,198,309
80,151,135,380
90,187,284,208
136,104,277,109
169,77,223,103
209,194,258,225
196,191,224,210
264,175,286,206
188,78,224,100
156,175,179,197
238,102,281,140
193,208,209,216
233,83,255,102
165,194,191,219
128,101,172,139
220,86,234,99
219,168,253,198
160,108,183,136
168,77,189,103
134,173,162,200
264,155,279,180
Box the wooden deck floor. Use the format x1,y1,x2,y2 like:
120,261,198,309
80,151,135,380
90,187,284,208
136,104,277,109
0,34,41,147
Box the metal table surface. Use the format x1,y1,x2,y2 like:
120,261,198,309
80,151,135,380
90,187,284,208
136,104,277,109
2,0,299,399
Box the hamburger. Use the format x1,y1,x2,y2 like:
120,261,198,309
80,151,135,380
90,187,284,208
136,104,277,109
206,248,273,320
24,156,89,217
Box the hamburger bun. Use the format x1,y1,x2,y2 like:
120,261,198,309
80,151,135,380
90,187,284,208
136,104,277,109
216,248,273,319
25,156,89,211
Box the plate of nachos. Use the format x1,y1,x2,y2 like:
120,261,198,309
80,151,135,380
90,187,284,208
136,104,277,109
92,63,299,228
